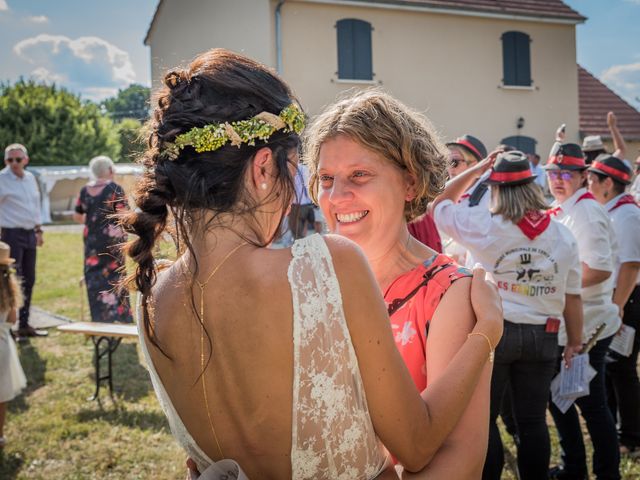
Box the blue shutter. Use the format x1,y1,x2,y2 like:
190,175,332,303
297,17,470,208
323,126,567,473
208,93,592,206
501,136,537,155
502,32,517,85
337,19,372,80
337,19,355,79
502,31,531,86
514,32,531,86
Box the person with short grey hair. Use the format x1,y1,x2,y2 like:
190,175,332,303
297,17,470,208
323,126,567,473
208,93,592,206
89,155,114,180
73,156,132,323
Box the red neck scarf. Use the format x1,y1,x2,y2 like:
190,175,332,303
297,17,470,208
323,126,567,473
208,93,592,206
609,194,639,212
517,210,551,240
549,191,595,217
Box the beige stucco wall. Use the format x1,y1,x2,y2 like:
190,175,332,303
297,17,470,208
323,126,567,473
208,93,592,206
146,0,581,157
279,1,580,158
146,0,274,90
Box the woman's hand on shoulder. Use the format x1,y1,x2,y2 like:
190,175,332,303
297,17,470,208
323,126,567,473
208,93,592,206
470,266,503,347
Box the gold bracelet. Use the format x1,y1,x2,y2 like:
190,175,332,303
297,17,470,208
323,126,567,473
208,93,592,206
468,332,494,363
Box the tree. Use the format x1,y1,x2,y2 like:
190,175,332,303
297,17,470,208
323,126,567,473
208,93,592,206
118,118,146,163
101,84,150,122
0,80,120,166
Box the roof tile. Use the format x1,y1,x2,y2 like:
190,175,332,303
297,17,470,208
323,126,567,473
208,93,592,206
578,65,640,141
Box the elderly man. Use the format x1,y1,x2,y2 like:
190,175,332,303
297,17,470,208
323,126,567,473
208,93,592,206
0,143,46,338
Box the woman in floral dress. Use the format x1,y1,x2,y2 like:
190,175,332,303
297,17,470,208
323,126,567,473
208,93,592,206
74,156,133,323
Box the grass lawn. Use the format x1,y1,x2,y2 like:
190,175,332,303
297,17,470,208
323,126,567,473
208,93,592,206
1,232,639,478
0,232,184,479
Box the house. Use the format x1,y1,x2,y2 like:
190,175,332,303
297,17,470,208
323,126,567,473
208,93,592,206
144,0,639,160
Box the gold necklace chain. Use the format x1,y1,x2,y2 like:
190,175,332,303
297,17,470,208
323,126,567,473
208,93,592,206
186,241,248,459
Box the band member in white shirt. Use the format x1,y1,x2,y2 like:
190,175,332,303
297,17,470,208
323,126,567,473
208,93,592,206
432,151,583,480
587,155,640,456
545,142,621,480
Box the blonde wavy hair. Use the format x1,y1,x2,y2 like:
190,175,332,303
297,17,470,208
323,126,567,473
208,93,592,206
303,89,448,221
490,182,549,223
0,265,23,313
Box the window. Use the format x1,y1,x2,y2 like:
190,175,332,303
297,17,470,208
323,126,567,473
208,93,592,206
336,18,373,81
501,31,531,86
501,135,537,155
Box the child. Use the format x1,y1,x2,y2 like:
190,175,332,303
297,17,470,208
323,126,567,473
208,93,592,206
0,241,27,449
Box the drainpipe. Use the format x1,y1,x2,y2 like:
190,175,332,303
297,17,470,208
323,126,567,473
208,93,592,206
275,1,285,74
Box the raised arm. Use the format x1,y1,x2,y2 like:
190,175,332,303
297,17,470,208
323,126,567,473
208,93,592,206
607,112,627,159
328,235,502,472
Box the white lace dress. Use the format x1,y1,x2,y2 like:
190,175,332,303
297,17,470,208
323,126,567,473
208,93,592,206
139,234,388,479
0,310,27,403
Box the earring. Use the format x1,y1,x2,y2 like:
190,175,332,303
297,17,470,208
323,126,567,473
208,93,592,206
260,182,268,190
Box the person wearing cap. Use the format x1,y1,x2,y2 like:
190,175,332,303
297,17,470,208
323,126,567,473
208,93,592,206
432,151,583,480
545,142,621,480
0,143,46,339
582,112,627,165
438,135,489,265
0,241,28,450
587,155,640,456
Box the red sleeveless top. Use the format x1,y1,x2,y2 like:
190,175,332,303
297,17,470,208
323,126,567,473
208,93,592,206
384,255,472,391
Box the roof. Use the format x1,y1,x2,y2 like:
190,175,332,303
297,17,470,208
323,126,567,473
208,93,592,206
354,0,586,22
143,0,585,44
578,65,640,142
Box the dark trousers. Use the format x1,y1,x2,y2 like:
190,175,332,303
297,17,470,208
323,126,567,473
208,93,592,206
550,336,621,480
288,204,315,240
483,321,558,480
1,228,37,329
607,285,640,449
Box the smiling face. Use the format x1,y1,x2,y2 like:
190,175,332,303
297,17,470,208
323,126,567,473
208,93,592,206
547,168,585,203
317,135,412,256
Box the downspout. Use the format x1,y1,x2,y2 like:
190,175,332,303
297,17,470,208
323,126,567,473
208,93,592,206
275,1,285,74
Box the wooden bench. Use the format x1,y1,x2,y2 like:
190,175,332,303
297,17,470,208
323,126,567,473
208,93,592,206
58,322,138,401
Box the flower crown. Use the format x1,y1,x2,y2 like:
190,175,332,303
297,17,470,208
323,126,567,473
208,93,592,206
162,103,305,160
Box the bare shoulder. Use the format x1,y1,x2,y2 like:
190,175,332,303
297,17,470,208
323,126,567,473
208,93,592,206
322,234,370,271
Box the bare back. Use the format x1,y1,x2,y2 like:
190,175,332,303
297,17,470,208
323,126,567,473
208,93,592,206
142,234,388,479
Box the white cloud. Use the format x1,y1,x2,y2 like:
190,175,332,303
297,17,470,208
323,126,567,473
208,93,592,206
601,62,640,106
26,15,48,24
0,0,8,11
13,34,136,100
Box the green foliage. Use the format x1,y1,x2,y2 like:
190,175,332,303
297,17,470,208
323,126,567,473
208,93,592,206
0,80,120,166
117,118,146,163
101,84,150,122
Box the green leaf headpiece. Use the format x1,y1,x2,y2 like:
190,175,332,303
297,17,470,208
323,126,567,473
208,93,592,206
161,103,304,160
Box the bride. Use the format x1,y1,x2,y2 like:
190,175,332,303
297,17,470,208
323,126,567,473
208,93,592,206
123,48,502,479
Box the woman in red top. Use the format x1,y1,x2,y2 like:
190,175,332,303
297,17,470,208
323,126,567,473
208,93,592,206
305,90,498,477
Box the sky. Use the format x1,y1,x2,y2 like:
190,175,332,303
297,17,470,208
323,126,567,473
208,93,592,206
0,0,638,107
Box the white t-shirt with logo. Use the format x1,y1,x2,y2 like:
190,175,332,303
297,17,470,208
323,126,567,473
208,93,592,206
434,200,581,329
605,193,640,286
551,187,621,343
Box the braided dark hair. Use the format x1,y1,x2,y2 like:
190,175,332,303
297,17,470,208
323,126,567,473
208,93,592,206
121,49,301,356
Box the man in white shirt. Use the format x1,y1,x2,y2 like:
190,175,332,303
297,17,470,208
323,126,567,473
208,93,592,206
587,155,640,455
0,143,46,338
630,156,640,203
545,142,621,480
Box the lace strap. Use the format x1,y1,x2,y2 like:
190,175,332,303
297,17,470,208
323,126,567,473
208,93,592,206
288,234,387,479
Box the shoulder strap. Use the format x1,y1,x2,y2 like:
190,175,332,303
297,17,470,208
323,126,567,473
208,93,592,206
387,263,453,317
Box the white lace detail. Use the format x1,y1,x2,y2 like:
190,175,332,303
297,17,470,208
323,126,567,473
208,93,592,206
289,234,388,480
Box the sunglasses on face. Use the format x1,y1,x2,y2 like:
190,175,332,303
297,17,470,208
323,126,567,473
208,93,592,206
450,158,472,169
6,157,24,164
547,171,573,181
